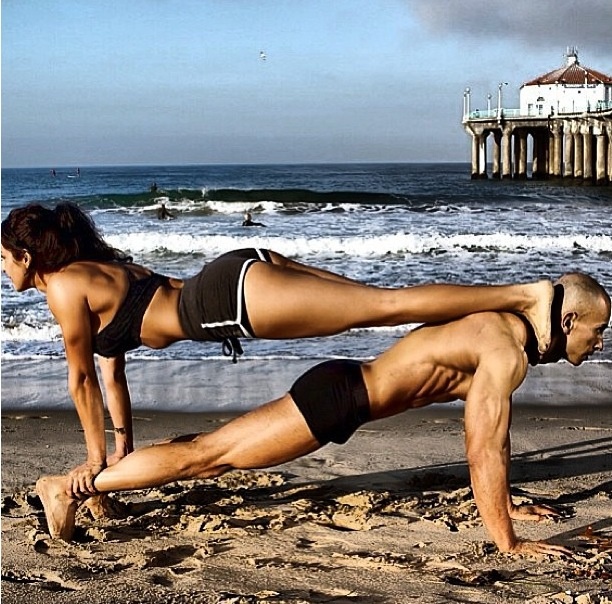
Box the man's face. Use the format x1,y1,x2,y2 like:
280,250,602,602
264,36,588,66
564,298,611,366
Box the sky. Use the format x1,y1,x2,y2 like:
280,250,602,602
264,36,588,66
2,0,612,168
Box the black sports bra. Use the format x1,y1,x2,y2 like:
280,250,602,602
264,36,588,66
93,269,169,358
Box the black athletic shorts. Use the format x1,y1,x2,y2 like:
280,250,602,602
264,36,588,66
289,360,371,445
178,248,272,342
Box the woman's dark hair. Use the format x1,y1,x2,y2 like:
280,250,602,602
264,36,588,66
1,202,132,272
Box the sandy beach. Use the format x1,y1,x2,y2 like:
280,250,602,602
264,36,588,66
2,359,611,603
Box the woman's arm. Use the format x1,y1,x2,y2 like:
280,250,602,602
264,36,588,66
46,274,107,497
97,354,134,465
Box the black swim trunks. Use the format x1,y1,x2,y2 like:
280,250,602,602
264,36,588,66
178,248,272,343
289,360,371,445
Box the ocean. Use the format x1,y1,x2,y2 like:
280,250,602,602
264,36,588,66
2,162,612,371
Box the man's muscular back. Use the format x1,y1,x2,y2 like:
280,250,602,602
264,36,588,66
362,311,532,420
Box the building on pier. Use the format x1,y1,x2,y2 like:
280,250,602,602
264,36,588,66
462,49,612,185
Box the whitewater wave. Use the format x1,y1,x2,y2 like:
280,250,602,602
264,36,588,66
105,231,612,258
1,322,61,342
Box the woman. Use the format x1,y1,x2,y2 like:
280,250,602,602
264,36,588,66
2,202,553,496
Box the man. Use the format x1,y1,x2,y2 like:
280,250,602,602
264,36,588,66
242,211,265,227
156,202,174,220
38,272,610,556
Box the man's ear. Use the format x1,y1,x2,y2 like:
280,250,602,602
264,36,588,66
561,311,577,335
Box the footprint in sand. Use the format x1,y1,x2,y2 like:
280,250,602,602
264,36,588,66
1,568,80,592
249,556,334,572
217,587,369,603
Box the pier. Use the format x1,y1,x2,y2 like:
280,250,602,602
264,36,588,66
462,109,612,184
462,49,612,185
463,108,612,184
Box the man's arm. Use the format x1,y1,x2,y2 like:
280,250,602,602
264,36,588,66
464,348,570,557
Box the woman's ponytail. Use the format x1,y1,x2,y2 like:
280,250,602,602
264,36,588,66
1,202,132,272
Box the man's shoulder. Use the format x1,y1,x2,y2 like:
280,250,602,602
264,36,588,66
447,312,529,359
461,310,522,331
463,312,531,369
407,312,525,363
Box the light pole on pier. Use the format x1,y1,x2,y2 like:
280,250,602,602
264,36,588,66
463,87,471,118
487,93,492,113
497,82,508,117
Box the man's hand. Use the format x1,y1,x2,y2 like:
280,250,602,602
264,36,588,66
66,461,105,499
507,539,573,558
509,503,564,522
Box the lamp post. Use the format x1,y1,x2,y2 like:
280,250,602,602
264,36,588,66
463,87,471,118
497,82,508,117
487,93,492,114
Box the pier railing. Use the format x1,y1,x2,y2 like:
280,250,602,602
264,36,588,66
466,103,612,121
466,109,521,120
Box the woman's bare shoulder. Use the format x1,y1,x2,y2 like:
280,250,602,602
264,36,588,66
59,260,148,279
46,261,132,297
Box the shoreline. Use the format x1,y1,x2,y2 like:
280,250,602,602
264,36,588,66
2,357,611,413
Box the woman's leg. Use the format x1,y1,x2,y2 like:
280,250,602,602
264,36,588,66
267,250,362,285
245,259,553,353
36,395,320,540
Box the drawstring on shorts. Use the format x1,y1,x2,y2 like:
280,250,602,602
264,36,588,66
222,337,244,364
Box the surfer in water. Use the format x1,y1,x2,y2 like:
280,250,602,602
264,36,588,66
156,202,175,220
242,211,265,227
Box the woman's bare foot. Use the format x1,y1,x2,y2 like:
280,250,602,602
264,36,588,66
106,452,127,467
36,476,79,541
84,494,127,520
522,280,554,355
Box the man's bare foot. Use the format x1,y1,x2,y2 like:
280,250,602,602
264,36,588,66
36,476,79,541
522,280,554,356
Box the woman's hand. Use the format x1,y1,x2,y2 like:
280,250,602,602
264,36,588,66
67,461,106,499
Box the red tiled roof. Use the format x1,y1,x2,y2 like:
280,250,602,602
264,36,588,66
523,62,612,86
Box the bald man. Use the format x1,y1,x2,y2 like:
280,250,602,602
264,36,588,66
38,272,611,556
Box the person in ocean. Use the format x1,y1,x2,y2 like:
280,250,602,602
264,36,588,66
156,201,175,220
242,211,265,227
35,272,610,555
1,201,555,496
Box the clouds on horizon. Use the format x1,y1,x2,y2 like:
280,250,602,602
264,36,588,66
408,0,612,59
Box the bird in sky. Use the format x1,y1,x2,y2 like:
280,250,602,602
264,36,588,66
259,50,267,61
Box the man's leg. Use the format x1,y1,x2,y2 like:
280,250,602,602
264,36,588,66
37,394,320,540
